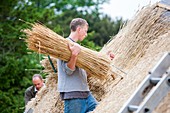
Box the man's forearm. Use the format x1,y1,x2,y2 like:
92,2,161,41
67,55,78,70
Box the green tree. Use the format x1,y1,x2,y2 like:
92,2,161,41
0,0,54,112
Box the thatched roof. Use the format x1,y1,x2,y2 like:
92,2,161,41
24,1,170,113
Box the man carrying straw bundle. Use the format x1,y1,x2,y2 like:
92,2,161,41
57,18,114,113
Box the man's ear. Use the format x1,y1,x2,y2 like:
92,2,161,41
76,26,81,32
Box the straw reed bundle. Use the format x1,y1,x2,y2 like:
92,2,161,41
23,23,113,80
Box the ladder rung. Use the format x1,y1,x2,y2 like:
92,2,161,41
166,74,170,86
150,77,161,85
128,105,139,112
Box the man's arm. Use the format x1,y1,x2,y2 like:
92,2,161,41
67,43,81,70
24,88,34,105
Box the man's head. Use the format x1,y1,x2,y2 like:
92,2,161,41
70,18,88,41
32,74,44,91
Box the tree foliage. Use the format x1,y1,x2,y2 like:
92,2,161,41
0,0,124,112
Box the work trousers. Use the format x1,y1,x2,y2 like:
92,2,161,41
64,93,98,113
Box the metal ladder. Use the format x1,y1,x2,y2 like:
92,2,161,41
118,52,170,113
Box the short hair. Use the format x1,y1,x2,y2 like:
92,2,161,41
70,18,88,31
32,74,43,80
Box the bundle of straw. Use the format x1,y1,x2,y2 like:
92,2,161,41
24,23,113,80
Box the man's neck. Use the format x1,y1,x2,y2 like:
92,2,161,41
69,32,79,42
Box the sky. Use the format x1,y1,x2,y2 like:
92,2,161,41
100,0,161,20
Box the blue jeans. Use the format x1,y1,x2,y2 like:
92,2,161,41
64,93,98,113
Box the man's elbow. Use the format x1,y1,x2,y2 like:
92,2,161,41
65,71,73,76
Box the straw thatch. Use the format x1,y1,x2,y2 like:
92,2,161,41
24,1,170,113
93,2,170,113
23,24,114,80
24,73,64,113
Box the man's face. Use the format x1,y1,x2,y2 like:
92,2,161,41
78,25,88,41
32,77,44,91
